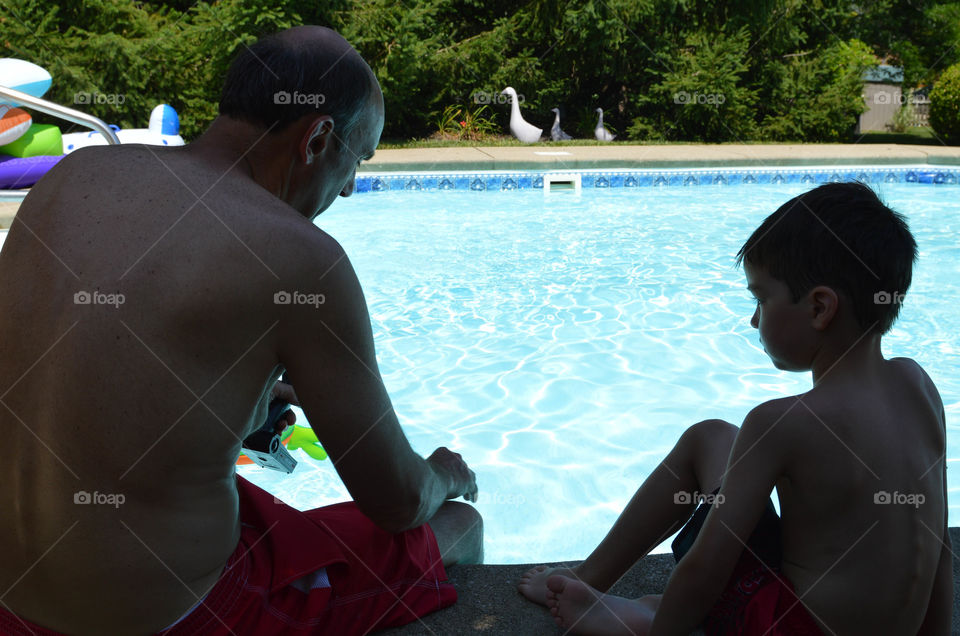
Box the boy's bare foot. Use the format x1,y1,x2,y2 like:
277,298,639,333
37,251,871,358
517,565,579,606
545,575,657,635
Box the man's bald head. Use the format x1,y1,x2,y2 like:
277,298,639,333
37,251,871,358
219,26,380,140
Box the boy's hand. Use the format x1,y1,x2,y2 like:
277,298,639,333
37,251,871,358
427,447,478,503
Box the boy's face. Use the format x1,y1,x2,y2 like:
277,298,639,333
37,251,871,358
744,261,814,371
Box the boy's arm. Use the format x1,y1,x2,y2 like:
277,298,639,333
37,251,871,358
917,526,953,635
650,402,787,636
917,404,952,636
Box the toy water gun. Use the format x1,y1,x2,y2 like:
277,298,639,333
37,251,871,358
236,422,327,466
238,378,327,469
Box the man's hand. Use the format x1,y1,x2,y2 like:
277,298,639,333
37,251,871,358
271,380,299,405
271,381,299,433
427,447,478,503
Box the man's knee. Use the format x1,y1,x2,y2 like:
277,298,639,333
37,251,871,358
431,501,483,565
449,501,483,558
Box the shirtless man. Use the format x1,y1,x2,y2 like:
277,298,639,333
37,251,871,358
0,26,481,634
518,182,951,635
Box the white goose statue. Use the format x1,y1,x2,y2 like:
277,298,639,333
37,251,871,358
550,108,572,141
501,87,542,143
594,107,616,141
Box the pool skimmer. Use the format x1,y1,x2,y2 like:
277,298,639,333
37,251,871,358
544,172,582,194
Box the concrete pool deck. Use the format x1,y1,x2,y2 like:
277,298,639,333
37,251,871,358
0,201,18,229
1,143,957,228
360,143,960,172
384,527,960,635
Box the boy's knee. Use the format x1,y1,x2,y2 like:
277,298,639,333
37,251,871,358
681,419,737,449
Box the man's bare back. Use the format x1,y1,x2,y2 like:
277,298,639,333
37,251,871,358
0,145,323,631
1,26,483,636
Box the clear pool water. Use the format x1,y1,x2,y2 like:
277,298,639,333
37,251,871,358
233,180,955,564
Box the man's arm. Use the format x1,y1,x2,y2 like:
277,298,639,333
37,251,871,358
276,237,476,533
918,403,952,636
650,402,787,636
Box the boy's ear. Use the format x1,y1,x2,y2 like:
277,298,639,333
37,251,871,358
807,285,839,331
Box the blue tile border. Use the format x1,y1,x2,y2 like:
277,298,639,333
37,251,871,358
355,166,960,194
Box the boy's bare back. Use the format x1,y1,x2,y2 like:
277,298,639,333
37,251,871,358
755,356,946,635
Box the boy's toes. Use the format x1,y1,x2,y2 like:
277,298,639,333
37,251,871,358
546,574,568,594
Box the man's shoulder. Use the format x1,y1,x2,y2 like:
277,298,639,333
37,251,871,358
269,218,350,287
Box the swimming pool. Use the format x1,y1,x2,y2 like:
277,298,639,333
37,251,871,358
3,167,955,565
230,169,960,564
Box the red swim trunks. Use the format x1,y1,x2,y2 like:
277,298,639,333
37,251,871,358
0,476,456,635
672,488,822,635
704,549,822,636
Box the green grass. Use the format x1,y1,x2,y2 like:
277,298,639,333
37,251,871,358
378,128,949,149
376,137,632,149
852,127,945,145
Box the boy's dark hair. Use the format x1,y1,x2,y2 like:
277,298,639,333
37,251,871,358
736,182,917,335
219,31,374,141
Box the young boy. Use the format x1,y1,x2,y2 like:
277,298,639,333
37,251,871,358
518,182,951,635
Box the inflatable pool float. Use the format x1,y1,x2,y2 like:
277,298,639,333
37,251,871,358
0,123,62,157
0,58,52,104
0,154,63,189
236,423,327,465
62,104,184,153
0,106,31,146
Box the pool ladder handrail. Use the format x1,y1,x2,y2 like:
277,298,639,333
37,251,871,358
0,84,120,202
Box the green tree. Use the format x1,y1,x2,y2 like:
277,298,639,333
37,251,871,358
629,28,758,142
760,39,875,141
930,62,960,143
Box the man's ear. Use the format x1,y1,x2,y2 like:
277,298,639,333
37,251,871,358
300,116,334,165
807,286,839,331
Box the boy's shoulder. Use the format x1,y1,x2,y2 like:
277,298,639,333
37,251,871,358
741,356,945,451
889,356,940,391
741,394,813,437
888,357,945,422
733,396,818,468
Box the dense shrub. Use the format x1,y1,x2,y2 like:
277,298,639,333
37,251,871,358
0,0,342,139
628,28,758,142
0,0,956,143
759,40,876,142
930,62,960,143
